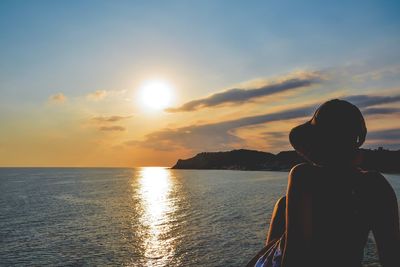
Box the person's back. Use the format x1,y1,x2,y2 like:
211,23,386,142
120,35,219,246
286,163,399,267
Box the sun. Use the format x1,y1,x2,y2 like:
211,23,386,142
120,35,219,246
139,80,173,111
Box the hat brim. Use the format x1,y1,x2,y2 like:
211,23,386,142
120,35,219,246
289,120,322,165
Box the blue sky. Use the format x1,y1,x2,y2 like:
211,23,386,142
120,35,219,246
0,1,399,166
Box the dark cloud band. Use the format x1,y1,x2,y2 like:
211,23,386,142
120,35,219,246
344,94,400,108
166,72,322,112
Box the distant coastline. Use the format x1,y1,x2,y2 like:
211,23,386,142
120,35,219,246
172,148,400,173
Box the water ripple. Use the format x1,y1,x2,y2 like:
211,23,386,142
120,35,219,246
0,168,398,266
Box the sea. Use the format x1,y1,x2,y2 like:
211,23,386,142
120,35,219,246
0,168,399,267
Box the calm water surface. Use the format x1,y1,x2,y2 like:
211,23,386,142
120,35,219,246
0,168,399,266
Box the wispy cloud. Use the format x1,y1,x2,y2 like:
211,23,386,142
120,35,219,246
165,71,322,112
260,131,289,150
49,92,67,104
99,126,126,132
344,94,400,108
92,115,133,123
367,128,400,141
362,107,400,115
127,104,316,151
352,65,400,82
364,128,400,150
87,90,108,101
128,93,400,152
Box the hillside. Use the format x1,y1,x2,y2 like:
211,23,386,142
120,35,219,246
172,148,400,173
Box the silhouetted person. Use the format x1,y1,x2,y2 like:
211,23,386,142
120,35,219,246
249,99,400,267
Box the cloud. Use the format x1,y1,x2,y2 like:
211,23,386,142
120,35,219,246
90,115,131,132
364,128,400,150
128,93,400,152
367,128,400,141
260,131,290,150
362,107,400,115
165,71,322,112
49,92,67,103
261,131,287,139
92,115,133,123
87,90,108,101
99,126,126,131
344,94,400,108
352,65,400,82
127,104,316,151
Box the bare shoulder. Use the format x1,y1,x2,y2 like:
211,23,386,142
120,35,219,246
289,163,317,177
360,170,396,199
361,170,389,187
288,163,317,187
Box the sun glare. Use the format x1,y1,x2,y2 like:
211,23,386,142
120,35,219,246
137,167,176,265
139,80,173,111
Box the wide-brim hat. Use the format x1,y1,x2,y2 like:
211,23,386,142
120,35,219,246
289,99,367,165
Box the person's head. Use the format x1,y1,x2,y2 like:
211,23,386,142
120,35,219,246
289,99,367,166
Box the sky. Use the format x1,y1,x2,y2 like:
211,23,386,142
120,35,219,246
0,0,399,167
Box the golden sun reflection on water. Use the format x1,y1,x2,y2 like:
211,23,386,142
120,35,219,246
137,167,176,266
